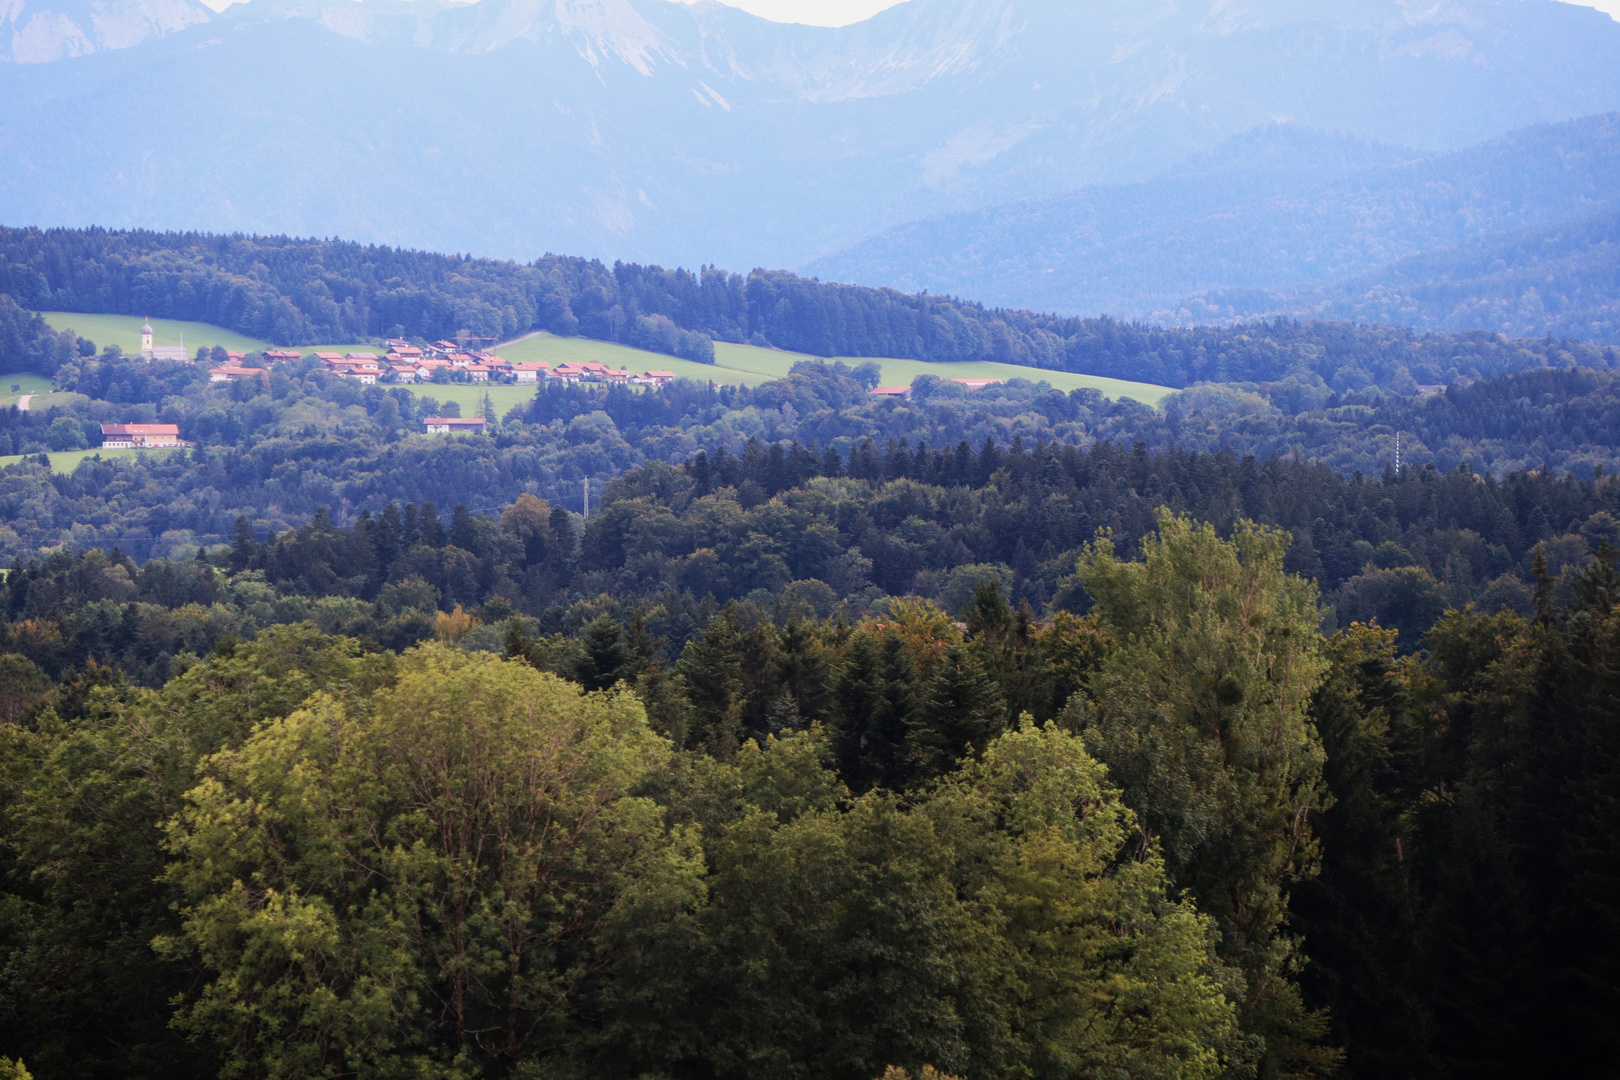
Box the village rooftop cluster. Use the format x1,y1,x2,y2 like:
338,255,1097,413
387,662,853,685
90,322,1005,452
209,338,677,390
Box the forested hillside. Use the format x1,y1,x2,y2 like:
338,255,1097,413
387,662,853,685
4,282,1620,1080
3,233,1617,391
807,114,1620,327
1187,208,1620,344
3,348,1620,559
4,324,1620,1080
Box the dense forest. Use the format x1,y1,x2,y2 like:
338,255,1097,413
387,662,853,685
5,349,1620,563
3,231,1616,389
3,505,1617,1080
4,268,1620,1080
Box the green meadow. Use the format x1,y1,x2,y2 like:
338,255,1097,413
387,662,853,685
0,373,56,408
34,319,1172,406
0,446,188,474
40,312,273,356
407,384,539,418
497,334,1173,404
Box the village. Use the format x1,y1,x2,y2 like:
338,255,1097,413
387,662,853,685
188,331,677,391
107,321,1005,447
101,321,686,443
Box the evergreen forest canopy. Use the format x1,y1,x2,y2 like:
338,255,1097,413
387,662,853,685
2,228,1617,390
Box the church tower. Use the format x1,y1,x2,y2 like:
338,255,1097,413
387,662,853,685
140,318,154,360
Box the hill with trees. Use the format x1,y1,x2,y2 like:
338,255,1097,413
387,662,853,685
3,233,1617,391
807,113,1620,342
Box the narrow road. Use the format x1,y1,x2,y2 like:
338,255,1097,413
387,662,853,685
15,395,31,411
494,330,544,350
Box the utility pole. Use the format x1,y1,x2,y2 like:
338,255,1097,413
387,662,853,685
583,477,590,519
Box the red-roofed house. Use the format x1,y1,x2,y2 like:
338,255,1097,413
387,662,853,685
466,365,490,382
209,365,265,383
868,385,912,399
263,350,303,364
424,417,487,434
101,423,188,448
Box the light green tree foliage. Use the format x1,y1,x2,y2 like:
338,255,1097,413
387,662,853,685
0,626,388,1080
939,721,1242,1080
161,644,702,1080
1073,511,1336,1078
616,723,1239,1080
0,1058,32,1080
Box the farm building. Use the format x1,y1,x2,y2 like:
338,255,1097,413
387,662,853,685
424,417,488,434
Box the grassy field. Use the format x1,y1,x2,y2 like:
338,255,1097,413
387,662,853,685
0,373,56,407
34,318,1172,405
497,334,1173,404
407,383,539,418
494,334,771,384
0,446,188,473
41,312,273,356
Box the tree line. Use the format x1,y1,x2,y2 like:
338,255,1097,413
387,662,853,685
8,352,1620,565
4,229,1617,387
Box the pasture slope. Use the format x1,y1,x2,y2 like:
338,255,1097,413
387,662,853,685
36,315,1173,406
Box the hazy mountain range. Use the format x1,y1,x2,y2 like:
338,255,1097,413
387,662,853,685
806,112,1620,340
4,0,1620,280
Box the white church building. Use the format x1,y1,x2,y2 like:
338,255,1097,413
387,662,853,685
139,319,189,362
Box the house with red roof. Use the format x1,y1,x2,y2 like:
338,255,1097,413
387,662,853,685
101,423,189,448
209,364,265,383
424,417,487,434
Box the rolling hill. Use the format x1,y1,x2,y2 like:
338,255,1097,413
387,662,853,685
33,315,1176,404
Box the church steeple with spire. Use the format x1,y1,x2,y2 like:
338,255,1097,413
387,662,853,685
140,318,154,360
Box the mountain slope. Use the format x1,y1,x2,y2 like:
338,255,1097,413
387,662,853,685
806,113,1620,317
2,0,1620,269
1180,209,1620,344
1,0,209,62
